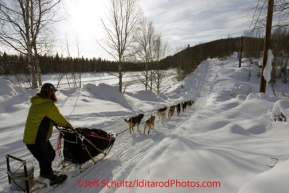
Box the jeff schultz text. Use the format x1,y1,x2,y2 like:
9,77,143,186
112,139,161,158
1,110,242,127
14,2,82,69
76,179,221,188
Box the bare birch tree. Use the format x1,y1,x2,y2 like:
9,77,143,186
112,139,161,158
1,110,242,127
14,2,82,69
98,0,141,93
152,33,168,94
76,36,83,87
133,16,155,90
0,0,61,88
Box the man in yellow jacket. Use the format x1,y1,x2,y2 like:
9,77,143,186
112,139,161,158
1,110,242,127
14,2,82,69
23,83,72,185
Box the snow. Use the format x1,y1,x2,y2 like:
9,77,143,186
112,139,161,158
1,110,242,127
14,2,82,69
1,52,289,193
264,49,274,83
230,84,251,98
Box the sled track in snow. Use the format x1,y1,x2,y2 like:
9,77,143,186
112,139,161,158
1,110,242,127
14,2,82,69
0,96,208,193
0,61,211,192
52,98,207,193
0,60,214,193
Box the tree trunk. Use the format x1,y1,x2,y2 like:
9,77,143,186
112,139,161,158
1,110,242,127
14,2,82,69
35,57,42,86
150,71,153,90
27,44,38,88
118,63,123,93
144,63,148,90
259,0,274,93
239,36,243,68
33,43,42,86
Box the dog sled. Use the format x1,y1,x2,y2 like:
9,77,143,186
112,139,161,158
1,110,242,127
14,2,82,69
57,126,116,165
6,126,127,193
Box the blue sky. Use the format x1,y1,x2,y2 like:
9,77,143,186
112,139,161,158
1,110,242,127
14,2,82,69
57,0,256,59
140,0,255,51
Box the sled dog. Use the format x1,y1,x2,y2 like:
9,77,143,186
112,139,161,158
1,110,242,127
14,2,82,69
144,115,155,134
168,106,175,119
124,113,144,133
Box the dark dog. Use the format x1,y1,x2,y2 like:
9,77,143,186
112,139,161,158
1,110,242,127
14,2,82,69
124,113,144,133
182,101,187,112
176,103,181,115
186,100,194,108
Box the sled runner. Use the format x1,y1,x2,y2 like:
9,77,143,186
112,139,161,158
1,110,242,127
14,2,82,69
6,154,54,193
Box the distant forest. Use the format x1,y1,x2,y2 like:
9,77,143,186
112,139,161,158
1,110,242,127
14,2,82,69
2,31,289,86
0,37,263,75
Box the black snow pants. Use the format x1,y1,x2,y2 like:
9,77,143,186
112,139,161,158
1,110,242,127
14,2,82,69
26,140,55,176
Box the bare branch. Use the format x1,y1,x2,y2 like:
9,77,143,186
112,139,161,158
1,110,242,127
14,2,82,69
0,0,62,87
98,0,141,92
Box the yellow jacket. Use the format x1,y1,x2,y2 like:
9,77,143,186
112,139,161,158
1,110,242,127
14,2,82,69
23,95,71,144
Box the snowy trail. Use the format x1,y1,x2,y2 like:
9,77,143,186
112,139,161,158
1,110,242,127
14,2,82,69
55,61,215,193
0,59,216,193
54,105,200,193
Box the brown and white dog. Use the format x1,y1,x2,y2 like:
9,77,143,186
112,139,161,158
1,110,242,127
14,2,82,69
124,113,144,133
157,106,167,124
144,115,155,135
168,105,175,119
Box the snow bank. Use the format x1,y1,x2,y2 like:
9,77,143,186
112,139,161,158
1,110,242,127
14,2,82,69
205,91,232,106
0,79,32,113
271,100,289,121
230,85,251,97
125,90,164,103
83,83,131,109
239,159,289,193
0,79,21,102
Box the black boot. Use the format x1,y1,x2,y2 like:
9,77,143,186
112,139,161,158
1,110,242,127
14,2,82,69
40,172,67,186
40,172,57,180
49,174,67,186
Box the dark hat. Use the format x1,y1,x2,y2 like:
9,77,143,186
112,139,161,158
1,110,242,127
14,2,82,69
41,83,58,92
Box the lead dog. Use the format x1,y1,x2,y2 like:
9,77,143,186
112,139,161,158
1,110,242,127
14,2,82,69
124,113,144,133
144,115,155,135
187,100,194,108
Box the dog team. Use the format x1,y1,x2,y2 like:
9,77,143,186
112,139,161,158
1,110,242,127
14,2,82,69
124,100,194,135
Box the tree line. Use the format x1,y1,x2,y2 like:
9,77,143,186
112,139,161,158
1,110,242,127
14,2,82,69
1,28,288,88
1,0,288,94
0,36,247,90
0,50,176,74
165,37,241,81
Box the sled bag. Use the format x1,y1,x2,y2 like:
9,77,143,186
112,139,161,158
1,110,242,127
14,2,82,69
62,127,115,164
